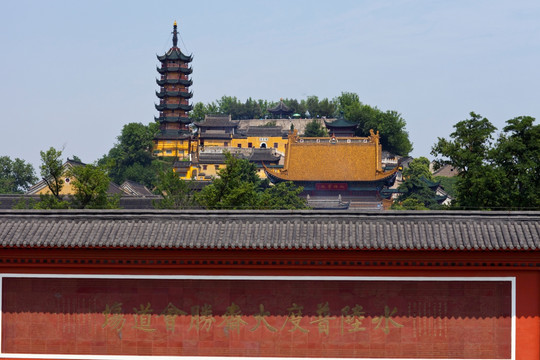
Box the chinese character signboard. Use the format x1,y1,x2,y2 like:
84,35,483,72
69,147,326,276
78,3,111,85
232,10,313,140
315,183,348,191
1,276,513,359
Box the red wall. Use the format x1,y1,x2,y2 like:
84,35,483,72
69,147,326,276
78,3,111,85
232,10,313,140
0,248,538,360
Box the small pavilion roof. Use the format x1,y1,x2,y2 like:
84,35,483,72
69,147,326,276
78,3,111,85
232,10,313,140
268,99,292,115
324,117,358,129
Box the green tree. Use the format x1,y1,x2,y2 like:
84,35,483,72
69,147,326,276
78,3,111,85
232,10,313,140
243,97,262,119
306,96,319,117
196,153,305,209
318,98,335,118
68,164,119,209
431,112,505,210
258,182,307,209
395,157,438,209
99,122,160,188
39,147,64,199
34,194,70,209
154,168,197,209
283,98,305,117
196,153,261,209
391,198,429,210
491,116,540,209
336,92,412,155
403,157,433,181
257,99,270,117
0,156,37,193
217,95,241,118
190,102,206,122
303,119,328,137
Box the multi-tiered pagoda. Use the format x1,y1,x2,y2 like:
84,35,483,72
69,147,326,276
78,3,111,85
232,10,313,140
154,21,194,159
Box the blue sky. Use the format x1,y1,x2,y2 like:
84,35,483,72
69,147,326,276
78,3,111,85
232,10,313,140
1,0,539,171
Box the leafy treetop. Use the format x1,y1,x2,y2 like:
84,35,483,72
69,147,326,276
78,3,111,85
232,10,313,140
0,156,37,194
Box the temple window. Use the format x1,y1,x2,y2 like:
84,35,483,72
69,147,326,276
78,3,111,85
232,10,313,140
248,143,252,148
237,144,242,148
274,143,278,148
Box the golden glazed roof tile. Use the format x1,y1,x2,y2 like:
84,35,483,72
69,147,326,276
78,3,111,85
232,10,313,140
266,130,397,182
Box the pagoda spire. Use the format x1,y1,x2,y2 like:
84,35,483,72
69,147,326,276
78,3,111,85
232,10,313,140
172,21,178,47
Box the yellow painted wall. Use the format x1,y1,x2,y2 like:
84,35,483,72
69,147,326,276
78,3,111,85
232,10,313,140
154,139,193,158
178,163,276,181
231,136,287,154
200,139,231,147
35,177,77,195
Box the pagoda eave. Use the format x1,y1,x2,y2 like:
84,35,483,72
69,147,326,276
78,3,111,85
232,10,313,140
155,90,193,99
156,78,193,86
157,50,193,63
155,116,192,124
157,66,193,75
155,103,193,111
154,130,192,140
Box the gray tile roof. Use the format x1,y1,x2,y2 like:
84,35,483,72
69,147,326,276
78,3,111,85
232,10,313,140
249,149,281,162
199,133,233,139
120,180,154,197
0,210,538,251
197,115,239,128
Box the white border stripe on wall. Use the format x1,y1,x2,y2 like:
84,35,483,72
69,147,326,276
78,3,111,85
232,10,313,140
0,275,516,360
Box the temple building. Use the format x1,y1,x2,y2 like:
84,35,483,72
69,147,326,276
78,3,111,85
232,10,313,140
153,22,194,159
174,115,286,181
195,115,239,148
232,126,288,154
324,113,358,137
265,129,400,209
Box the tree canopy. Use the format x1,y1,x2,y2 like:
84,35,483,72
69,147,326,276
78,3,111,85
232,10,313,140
190,93,412,155
336,92,413,156
491,116,540,208
0,156,37,194
303,119,328,137
154,168,197,209
99,122,161,188
393,157,440,209
195,153,307,210
39,147,65,199
431,112,540,210
68,164,119,209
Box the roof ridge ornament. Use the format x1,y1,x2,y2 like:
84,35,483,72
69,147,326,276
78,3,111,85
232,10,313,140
172,21,178,47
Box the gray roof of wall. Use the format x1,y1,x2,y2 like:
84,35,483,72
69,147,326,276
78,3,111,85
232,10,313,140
244,126,286,137
0,210,538,251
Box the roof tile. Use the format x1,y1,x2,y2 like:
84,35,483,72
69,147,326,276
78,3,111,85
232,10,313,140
0,210,539,251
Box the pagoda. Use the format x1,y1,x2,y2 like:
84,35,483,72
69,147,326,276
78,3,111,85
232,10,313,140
154,21,194,159
264,129,400,209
